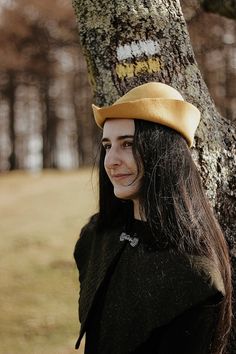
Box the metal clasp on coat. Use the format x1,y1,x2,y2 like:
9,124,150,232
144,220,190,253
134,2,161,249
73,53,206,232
119,232,139,247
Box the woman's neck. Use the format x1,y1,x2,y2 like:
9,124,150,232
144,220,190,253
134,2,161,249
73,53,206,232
133,199,146,221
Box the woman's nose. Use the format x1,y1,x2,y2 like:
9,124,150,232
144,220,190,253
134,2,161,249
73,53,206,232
104,147,121,168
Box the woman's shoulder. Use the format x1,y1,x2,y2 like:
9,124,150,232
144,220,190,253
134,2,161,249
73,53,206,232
73,213,123,259
78,213,123,238
82,213,99,233
74,213,99,249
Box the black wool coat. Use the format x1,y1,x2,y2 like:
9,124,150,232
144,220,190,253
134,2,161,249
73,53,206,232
74,215,225,354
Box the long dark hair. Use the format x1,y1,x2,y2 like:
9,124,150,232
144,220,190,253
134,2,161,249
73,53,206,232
96,119,232,354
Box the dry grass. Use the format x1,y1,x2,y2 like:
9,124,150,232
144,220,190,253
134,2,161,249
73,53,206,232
0,169,97,354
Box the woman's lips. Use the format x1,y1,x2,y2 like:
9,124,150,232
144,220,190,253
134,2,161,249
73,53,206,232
111,173,132,180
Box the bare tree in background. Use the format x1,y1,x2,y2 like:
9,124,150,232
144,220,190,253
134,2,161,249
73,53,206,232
181,0,236,124
0,7,30,170
72,0,236,351
199,0,236,19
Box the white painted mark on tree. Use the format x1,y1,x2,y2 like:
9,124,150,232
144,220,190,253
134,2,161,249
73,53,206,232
117,40,160,61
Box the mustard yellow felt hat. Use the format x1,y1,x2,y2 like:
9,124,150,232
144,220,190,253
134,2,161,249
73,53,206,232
92,82,201,147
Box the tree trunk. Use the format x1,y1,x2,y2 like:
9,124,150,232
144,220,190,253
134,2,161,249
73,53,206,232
72,0,236,350
7,71,17,170
72,56,98,166
40,77,58,169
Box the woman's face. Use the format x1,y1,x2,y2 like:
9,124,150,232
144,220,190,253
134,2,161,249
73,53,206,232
102,119,143,201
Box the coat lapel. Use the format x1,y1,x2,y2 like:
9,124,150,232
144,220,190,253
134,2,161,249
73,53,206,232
74,223,127,348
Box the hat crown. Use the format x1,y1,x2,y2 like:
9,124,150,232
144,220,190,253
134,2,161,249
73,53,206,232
92,81,200,147
113,82,184,105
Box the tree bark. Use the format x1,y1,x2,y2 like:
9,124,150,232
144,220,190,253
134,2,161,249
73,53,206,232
199,0,236,20
72,52,98,166
72,0,236,350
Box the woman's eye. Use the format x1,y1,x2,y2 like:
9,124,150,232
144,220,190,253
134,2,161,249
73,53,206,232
103,144,111,150
123,141,133,148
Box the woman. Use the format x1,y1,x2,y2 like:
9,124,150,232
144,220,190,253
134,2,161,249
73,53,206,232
74,82,232,354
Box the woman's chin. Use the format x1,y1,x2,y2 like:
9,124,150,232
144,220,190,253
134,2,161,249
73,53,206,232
113,188,138,201
114,191,130,200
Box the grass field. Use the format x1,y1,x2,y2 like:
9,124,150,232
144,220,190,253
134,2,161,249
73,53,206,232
0,169,97,354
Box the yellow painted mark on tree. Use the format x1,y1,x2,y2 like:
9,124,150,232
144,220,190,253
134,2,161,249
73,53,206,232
116,58,161,80
116,63,134,79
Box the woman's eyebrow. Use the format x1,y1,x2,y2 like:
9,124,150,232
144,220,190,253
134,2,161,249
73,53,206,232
101,135,134,143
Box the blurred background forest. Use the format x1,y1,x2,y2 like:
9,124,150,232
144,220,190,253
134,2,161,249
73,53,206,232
0,0,235,172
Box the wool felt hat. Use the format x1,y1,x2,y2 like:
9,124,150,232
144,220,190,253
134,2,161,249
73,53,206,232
92,82,201,147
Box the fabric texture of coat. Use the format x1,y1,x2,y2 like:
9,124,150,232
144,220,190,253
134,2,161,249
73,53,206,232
74,215,225,354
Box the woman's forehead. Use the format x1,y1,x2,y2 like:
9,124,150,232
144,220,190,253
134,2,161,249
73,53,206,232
102,119,135,139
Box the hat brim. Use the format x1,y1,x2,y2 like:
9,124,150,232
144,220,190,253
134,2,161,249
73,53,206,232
92,98,200,147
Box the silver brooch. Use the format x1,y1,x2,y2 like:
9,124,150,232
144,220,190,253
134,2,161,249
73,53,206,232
119,232,139,247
